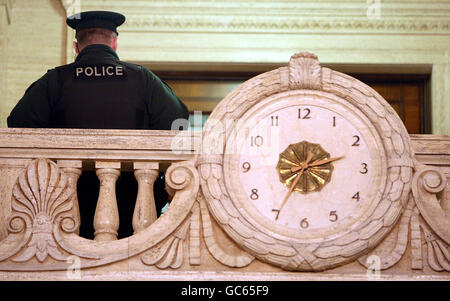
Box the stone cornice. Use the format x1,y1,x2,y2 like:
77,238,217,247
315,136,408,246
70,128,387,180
122,15,450,35
59,0,450,35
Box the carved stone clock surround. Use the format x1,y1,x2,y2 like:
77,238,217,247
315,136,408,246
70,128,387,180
199,53,413,271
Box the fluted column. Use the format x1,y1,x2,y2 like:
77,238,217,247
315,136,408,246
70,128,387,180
94,161,121,241
58,160,82,235
133,162,159,234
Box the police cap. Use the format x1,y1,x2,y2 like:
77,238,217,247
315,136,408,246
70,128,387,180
66,11,126,35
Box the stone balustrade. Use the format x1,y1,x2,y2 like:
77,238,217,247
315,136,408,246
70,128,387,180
0,128,200,244
0,129,447,280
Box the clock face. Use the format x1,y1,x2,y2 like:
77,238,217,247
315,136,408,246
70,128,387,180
224,90,386,242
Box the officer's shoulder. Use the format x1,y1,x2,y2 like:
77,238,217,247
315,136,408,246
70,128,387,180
120,61,157,77
23,65,69,93
47,62,75,74
38,63,74,86
119,61,145,72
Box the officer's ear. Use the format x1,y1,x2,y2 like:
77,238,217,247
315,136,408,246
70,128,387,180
112,36,118,51
73,42,80,55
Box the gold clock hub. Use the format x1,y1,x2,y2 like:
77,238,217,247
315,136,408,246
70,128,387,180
276,141,334,193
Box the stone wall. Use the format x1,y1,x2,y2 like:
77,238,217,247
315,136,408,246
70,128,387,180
0,0,66,128
0,0,12,127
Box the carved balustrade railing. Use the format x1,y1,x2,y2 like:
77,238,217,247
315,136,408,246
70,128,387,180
0,129,448,278
0,128,200,271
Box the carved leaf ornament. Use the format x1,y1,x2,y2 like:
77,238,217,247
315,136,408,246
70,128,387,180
7,159,76,262
359,163,450,272
199,52,416,271
141,214,190,269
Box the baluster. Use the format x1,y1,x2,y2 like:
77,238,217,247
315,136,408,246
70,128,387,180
57,160,82,234
133,162,159,234
94,161,121,241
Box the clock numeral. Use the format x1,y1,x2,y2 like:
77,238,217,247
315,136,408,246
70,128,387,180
271,115,279,126
298,108,311,119
360,163,368,174
250,135,264,147
352,191,361,202
272,209,280,220
242,162,251,173
352,135,360,146
300,218,309,229
250,188,259,200
329,210,338,222
333,116,336,127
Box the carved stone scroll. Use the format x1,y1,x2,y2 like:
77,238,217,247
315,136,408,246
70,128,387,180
412,162,449,244
359,161,449,272
412,162,449,272
139,160,201,269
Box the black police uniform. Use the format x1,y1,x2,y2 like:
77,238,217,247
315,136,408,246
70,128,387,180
7,44,188,129
7,11,189,239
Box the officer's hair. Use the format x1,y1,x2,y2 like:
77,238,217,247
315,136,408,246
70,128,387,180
76,28,117,48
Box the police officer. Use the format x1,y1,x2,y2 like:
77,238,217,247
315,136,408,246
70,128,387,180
7,10,188,129
7,11,189,239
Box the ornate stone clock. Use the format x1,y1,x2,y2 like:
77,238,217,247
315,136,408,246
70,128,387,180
199,52,414,271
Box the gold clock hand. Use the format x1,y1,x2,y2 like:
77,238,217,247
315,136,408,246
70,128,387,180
305,151,314,165
278,168,304,212
308,155,345,167
290,155,344,172
278,151,313,213
290,151,315,173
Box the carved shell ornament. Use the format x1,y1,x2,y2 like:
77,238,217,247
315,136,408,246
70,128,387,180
5,159,76,263
199,52,415,271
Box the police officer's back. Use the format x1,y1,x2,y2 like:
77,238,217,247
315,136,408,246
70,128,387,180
7,11,189,239
7,11,188,130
